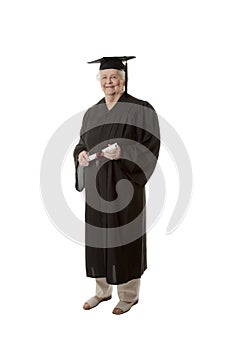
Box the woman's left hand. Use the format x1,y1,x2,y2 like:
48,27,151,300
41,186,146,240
102,144,121,160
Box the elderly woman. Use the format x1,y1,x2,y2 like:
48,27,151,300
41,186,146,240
73,56,160,315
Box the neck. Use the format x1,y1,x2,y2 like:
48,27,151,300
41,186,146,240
105,91,124,110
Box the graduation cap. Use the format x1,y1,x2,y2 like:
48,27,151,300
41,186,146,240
87,56,136,93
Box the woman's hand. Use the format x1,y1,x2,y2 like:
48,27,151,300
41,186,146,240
78,150,89,166
102,144,121,160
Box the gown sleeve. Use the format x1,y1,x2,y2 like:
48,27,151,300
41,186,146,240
73,113,88,191
120,102,160,187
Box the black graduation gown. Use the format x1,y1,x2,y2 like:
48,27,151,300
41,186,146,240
73,92,160,284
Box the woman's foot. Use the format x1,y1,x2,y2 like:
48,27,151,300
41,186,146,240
112,299,138,315
83,295,112,310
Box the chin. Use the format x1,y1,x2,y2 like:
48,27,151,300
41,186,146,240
105,91,116,96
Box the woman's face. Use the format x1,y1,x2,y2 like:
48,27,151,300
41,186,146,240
99,69,125,97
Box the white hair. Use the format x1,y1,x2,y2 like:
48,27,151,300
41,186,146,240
96,70,126,82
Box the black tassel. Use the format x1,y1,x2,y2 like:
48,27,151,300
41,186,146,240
125,60,128,94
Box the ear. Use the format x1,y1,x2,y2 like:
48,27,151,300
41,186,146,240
120,79,125,87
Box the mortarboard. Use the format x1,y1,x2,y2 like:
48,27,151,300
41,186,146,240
87,56,136,93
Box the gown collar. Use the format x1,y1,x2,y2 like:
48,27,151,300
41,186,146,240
97,91,129,106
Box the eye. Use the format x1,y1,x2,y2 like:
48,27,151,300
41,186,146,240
101,76,107,80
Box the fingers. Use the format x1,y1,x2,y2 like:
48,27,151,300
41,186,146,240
78,151,89,166
102,152,114,160
102,146,121,160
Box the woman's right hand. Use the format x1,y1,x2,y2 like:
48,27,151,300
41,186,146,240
78,150,89,166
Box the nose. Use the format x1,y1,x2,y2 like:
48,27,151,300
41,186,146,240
106,77,112,84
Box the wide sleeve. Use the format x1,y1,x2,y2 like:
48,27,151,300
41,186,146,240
73,113,88,191
120,102,160,187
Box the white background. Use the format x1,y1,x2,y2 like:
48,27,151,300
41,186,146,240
1,0,233,349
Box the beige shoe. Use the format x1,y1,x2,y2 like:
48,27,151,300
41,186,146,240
83,295,112,310
112,299,138,315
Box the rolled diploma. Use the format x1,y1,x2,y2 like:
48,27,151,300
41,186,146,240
88,143,118,161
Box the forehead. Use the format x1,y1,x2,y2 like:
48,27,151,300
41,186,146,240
99,69,121,76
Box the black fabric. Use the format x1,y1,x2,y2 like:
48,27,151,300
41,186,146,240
88,56,135,71
100,58,125,71
73,92,160,284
